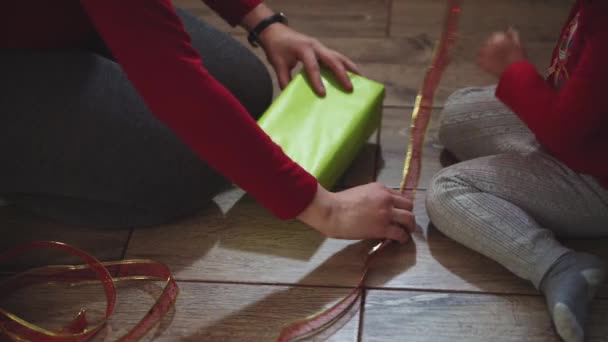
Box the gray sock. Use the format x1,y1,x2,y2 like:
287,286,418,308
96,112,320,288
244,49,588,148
540,252,606,342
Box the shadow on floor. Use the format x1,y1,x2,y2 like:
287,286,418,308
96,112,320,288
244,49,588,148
183,239,416,341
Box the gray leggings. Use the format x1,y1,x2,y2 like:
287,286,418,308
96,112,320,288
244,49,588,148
426,86,608,288
0,9,273,228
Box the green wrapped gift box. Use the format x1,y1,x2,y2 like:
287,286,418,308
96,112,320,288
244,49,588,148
258,69,385,189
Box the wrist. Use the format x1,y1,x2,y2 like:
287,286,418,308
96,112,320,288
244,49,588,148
240,4,274,32
242,6,288,47
296,184,336,234
256,23,287,48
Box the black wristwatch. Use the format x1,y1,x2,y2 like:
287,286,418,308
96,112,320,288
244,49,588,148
247,12,288,47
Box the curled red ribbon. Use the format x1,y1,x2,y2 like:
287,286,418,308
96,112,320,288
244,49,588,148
0,241,178,341
277,1,462,340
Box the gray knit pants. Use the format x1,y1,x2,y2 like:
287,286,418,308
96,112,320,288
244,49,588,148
0,10,273,228
426,86,608,288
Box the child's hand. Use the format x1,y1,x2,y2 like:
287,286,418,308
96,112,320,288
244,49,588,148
477,28,527,78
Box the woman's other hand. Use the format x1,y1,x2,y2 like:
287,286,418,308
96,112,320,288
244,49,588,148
241,4,360,96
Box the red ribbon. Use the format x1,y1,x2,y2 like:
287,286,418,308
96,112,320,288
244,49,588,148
277,1,462,340
0,241,178,341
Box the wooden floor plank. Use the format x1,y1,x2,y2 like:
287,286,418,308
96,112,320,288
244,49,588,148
318,37,436,66
173,2,435,107
125,189,608,297
124,190,523,293
386,0,573,107
171,0,235,34
229,35,429,107
363,290,608,342
0,281,358,341
173,0,390,38
390,0,572,42
0,206,130,270
366,40,562,107
124,189,441,288
126,190,381,287
243,40,557,108
173,0,572,108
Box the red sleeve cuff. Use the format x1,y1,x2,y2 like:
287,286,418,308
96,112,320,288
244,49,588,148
494,60,550,128
202,0,262,26
495,60,539,106
264,170,318,220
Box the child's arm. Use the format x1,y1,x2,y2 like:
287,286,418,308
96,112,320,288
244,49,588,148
495,29,608,158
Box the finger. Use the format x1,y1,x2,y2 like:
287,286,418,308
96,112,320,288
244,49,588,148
384,224,410,244
391,208,416,233
392,194,413,211
273,59,292,90
340,55,362,75
487,32,503,45
386,188,413,210
300,49,326,96
318,50,353,91
507,27,521,45
388,188,402,196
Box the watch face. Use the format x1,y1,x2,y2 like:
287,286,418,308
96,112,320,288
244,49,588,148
279,12,288,25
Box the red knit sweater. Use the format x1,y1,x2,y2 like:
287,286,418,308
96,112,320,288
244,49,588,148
496,0,608,189
0,1,318,219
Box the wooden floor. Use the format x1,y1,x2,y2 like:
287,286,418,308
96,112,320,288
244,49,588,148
2,0,607,341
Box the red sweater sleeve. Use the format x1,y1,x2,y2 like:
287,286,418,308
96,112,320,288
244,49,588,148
202,0,262,26
80,0,317,219
495,19,608,168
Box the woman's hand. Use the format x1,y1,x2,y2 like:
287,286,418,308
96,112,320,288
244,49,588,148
241,5,360,96
258,25,360,96
297,183,416,243
477,28,527,78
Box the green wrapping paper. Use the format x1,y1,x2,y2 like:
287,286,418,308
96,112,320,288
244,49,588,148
258,69,385,189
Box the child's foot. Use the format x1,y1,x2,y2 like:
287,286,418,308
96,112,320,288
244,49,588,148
540,252,606,342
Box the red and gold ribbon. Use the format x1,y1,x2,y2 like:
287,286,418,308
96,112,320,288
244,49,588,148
277,1,461,340
0,241,178,341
